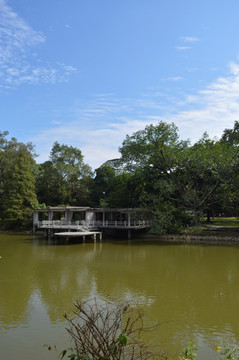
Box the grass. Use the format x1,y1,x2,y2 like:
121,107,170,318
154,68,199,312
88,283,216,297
202,217,239,227
181,217,239,238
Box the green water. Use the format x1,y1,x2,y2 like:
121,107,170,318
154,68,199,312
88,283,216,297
1,234,239,359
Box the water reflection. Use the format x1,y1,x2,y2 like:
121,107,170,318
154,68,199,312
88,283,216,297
1,235,239,359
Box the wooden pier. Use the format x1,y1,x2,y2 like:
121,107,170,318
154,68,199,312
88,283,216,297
54,231,102,242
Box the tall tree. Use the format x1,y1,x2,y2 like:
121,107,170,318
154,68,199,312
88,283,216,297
220,121,239,214
119,122,239,232
0,132,37,228
221,120,239,145
37,142,93,206
36,161,66,206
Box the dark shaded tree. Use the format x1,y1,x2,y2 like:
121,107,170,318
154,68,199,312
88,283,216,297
119,122,239,233
0,131,37,228
36,142,93,206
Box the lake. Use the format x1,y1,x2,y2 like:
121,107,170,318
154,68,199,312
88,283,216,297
1,233,239,359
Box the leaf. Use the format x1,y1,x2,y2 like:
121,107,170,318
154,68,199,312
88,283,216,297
60,349,67,359
118,333,127,346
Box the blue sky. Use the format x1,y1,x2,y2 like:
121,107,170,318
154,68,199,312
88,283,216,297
1,0,239,169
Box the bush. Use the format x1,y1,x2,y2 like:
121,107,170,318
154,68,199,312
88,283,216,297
61,298,166,360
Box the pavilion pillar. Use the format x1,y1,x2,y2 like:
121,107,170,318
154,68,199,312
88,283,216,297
48,211,53,221
33,211,39,233
127,212,131,227
65,209,73,223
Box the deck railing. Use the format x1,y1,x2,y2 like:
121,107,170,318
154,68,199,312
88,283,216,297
37,220,151,229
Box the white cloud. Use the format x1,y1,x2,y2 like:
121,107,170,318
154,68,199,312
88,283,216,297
167,76,183,82
176,36,199,53
0,0,76,88
31,61,239,169
176,46,191,51
33,114,158,169
0,0,45,59
180,36,200,43
163,62,239,142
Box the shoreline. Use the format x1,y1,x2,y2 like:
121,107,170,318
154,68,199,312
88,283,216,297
1,228,239,245
145,230,239,245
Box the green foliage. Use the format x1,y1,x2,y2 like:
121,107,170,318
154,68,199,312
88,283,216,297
180,341,198,360
179,341,239,360
92,163,141,207
221,120,239,146
60,347,80,360
217,343,239,360
59,341,239,360
0,131,37,229
36,142,93,206
32,202,47,209
2,120,239,233
36,161,66,206
119,121,239,233
60,333,128,360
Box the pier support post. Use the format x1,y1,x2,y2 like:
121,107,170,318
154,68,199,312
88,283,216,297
127,212,131,227
100,232,102,242
94,233,96,243
128,229,131,240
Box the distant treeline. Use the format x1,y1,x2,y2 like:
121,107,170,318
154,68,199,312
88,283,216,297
1,121,239,232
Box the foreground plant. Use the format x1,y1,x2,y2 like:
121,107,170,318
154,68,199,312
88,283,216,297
217,343,239,360
60,298,166,360
178,341,239,360
59,298,239,360
179,341,198,360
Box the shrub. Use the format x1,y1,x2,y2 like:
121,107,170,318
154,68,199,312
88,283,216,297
61,298,166,360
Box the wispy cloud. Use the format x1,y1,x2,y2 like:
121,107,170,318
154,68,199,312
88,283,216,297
0,0,76,88
176,35,199,52
163,62,239,142
167,76,183,82
31,62,239,169
176,46,191,52
180,36,200,43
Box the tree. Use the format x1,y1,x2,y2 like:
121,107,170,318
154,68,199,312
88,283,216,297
36,161,66,206
176,133,237,222
220,121,239,215
0,132,37,228
119,122,239,232
221,120,239,145
91,163,116,206
92,162,142,208
120,122,188,172
119,122,191,232
36,142,93,206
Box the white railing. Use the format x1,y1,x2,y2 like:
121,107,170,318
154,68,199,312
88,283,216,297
37,220,151,229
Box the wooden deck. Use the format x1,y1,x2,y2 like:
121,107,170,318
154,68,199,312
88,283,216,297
54,231,102,242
